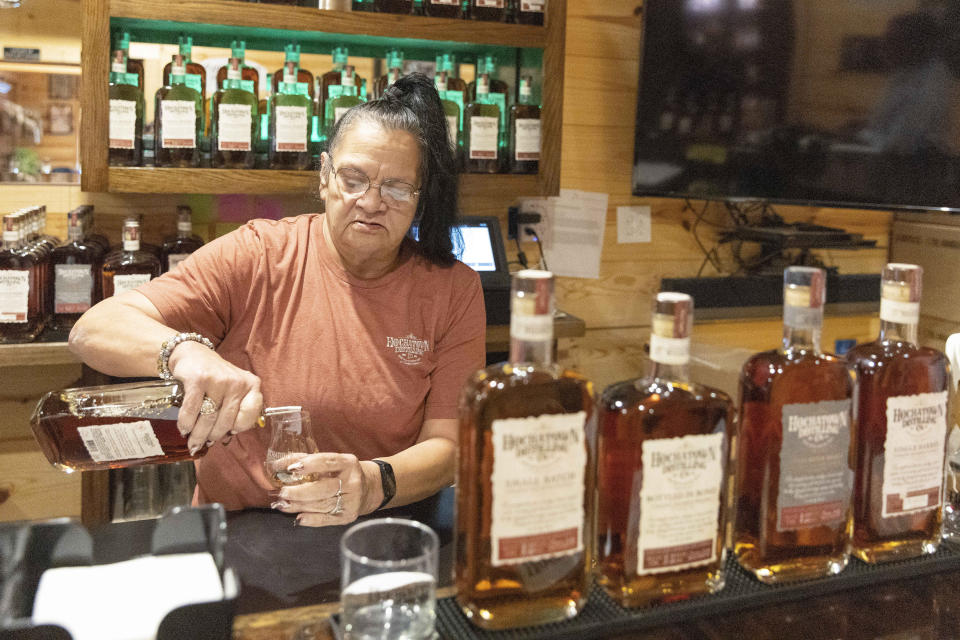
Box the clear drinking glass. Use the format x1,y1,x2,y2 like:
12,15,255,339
262,406,320,488
340,518,439,640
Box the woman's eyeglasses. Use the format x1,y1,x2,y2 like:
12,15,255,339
330,163,420,208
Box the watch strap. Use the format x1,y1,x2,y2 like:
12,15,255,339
371,459,396,510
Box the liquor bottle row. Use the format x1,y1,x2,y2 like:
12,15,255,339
251,0,546,25
29,262,954,631
0,206,203,343
108,35,540,174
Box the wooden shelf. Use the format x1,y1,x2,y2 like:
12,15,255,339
0,342,79,367
111,0,546,49
107,167,540,194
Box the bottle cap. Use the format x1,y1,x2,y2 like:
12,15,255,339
882,263,922,303
178,35,192,56
230,40,246,59
783,266,825,329
333,46,349,64
386,49,404,70
122,218,141,251
651,292,692,339
510,270,554,342
284,43,301,64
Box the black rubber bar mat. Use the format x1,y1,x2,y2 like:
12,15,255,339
435,541,960,640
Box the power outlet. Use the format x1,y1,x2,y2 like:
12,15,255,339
617,205,652,243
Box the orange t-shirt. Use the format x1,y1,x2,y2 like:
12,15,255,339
137,214,486,510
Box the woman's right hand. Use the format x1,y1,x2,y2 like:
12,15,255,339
168,341,263,453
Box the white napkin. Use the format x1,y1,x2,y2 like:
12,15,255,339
32,552,224,640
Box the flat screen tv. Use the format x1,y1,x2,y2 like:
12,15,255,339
633,0,960,211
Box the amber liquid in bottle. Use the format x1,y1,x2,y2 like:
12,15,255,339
155,56,202,168
424,0,463,18
161,205,204,273
597,293,733,607
464,74,501,174
270,63,313,170
216,41,261,100
456,270,594,630
50,207,103,331
101,219,160,298
108,50,144,167
161,36,207,105
212,58,259,170
734,267,854,583
509,76,540,174
847,264,949,563
0,214,41,343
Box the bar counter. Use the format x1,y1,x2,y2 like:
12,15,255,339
224,490,960,640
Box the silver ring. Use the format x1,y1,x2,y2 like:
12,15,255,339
326,492,343,516
199,395,219,416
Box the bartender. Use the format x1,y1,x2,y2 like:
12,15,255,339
69,73,486,527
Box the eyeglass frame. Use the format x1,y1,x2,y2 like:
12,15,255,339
327,158,421,207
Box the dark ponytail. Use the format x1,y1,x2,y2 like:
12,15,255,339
325,72,458,266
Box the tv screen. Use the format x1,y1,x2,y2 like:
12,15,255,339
633,0,960,211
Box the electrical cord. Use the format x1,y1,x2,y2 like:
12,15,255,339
513,235,529,269
523,227,548,271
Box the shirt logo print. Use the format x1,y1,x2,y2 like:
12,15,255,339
386,333,431,365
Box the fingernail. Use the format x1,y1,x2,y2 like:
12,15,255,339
206,440,215,447
189,445,200,456
221,436,233,446
229,430,238,435
287,461,304,472
292,517,299,527
271,500,289,510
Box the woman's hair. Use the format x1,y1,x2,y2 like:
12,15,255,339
323,72,458,267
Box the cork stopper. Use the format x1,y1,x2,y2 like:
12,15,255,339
651,292,693,339
510,269,554,345
882,263,922,303
783,266,825,309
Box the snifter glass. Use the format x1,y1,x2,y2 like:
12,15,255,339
262,406,321,487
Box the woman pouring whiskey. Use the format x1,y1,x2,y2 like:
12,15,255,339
69,73,486,527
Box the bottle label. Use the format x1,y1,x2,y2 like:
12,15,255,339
637,433,725,575
469,116,498,159
78,421,164,463
446,115,458,148
183,73,203,95
275,105,309,151
778,399,852,532
490,411,587,566
882,391,948,517
476,0,504,6
54,264,93,314
112,273,152,296
430,0,459,4
109,99,137,149
649,335,690,366
167,253,191,272
290,82,310,98
0,270,29,323
521,0,544,11
160,100,197,149
217,103,253,151
880,298,920,325
514,118,541,161
335,106,352,124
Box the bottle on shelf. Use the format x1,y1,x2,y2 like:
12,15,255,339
374,0,412,12
846,263,950,563
271,43,314,102
515,0,545,25
374,49,405,99
161,35,206,105
470,0,505,21
50,206,104,332
324,65,363,139
733,266,855,584
424,0,464,18
0,213,42,343
464,73,501,173
318,46,364,127
509,75,540,174
80,208,110,255
25,207,55,327
101,218,161,299
161,205,204,273
112,30,144,91
154,54,202,168
456,269,595,630
434,71,461,159
436,53,467,95
216,40,260,100
212,57,259,169
108,49,144,167
467,54,508,103
596,292,733,607
270,61,313,170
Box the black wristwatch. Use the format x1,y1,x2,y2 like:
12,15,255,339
371,459,396,510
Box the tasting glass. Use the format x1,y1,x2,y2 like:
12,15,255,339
262,406,320,487
340,518,439,640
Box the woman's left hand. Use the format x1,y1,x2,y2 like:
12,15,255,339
269,453,375,527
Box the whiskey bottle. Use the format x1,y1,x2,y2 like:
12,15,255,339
373,0,412,13
509,75,540,174
467,54,509,102
24,208,53,328
212,57,258,169
155,54,202,168
318,47,365,128
515,0,544,25
216,40,260,100
269,62,312,170
0,214,41,343
324,65,362,139
161,205,204,273
112,30,144,91
847,263,950,563
101,218,160,299
49,208,104,331
435,71,461,155
464,74,501,173
424,0,463,18
470,0,505,21
597,292,733,607
733,266,855,583
436,53,467,95
108,49,144,167
271,44,315,102
374,49,404,99
161,35,206,105
456,270,594,630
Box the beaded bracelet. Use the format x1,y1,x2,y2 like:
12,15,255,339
157,332,214,380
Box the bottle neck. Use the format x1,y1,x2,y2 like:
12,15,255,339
649,359,690,383
509,335,553,366
67,224,83,242
879,319,919,345
782,324,821,353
